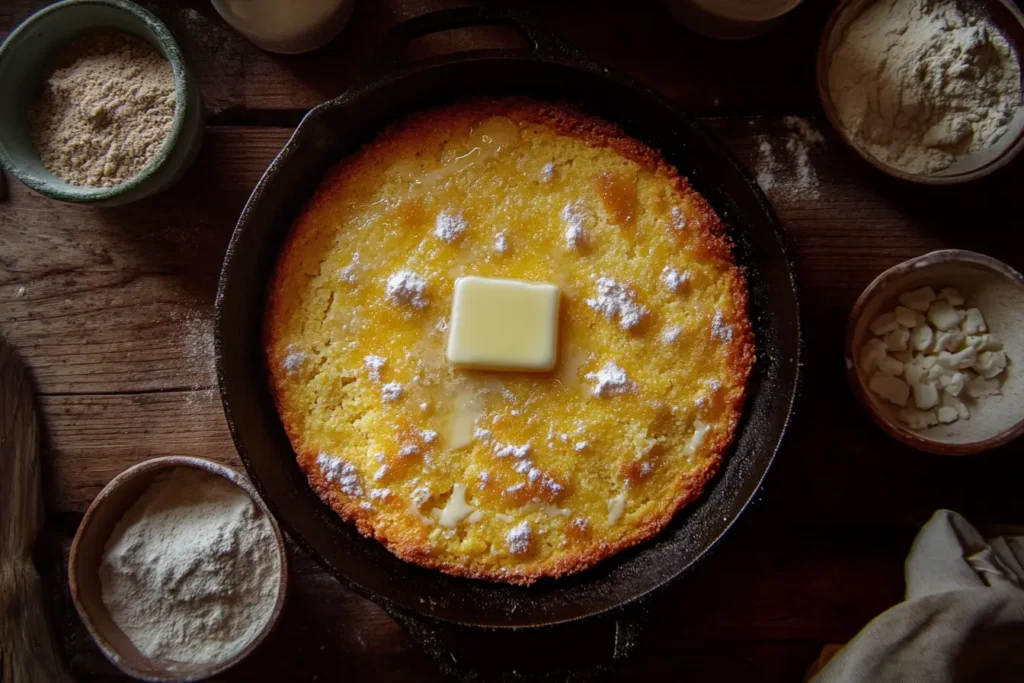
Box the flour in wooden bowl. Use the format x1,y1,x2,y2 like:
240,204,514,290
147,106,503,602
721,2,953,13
827,0,1021,175
99,467,281,666
29,32,176,188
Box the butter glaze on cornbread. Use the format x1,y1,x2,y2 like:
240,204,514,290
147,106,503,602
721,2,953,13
265,98,754,584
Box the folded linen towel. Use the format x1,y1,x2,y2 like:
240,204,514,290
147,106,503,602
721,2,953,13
810,509,1024,683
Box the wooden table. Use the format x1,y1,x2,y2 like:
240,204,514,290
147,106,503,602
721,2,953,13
3,1,1023,680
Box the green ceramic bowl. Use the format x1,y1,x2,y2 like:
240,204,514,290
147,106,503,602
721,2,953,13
0,0,203,206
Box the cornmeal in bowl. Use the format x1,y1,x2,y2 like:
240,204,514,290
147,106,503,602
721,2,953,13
265,98,754,584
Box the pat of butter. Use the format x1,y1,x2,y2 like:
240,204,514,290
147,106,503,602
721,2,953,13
446,276,560,371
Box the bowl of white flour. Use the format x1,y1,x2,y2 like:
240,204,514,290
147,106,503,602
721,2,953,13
818,0,1024,183
69,457,288,681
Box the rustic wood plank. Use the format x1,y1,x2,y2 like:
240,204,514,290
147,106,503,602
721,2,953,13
38,384,1024,528
40,390,232,510
5,123,1021,396
2,0,839,118
5,123,1022,525
0,126,279,394
46,526,906,682
4,2,1018,679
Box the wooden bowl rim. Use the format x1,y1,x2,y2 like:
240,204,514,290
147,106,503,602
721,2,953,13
844,249,1024,455
815,0,1024,185
68,456,289,682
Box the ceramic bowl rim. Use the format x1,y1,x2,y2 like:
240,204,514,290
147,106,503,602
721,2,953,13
0,0,191,203
845,249,1024,455
67,456,289,682
815,0,1024,185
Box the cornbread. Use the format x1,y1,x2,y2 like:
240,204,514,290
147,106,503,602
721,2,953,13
265,98,754,584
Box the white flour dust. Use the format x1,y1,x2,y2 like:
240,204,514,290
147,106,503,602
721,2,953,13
754,116,825,199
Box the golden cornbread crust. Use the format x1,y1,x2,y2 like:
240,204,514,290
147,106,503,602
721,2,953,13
266,98,754,585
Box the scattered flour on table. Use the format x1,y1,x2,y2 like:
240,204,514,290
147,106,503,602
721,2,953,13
827,0,1021,174
180,310,215,384
754,116,825,199
174,309,216,414
99,467,280,666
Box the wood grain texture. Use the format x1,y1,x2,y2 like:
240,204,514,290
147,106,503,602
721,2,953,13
3,0,1024,680
46,528,907,682
0,341,71,683
1,0,837,119
4,125,1022,528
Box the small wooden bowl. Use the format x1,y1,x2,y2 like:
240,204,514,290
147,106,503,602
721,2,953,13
69,457,288,681
817,0,1024,184
846,250,1024,455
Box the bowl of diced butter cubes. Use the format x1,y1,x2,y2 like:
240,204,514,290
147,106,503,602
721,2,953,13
847,250,1024,455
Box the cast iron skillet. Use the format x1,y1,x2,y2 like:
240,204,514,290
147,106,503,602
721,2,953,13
216,6,800,677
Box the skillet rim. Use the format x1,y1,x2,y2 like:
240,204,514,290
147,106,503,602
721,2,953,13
214,50,802,629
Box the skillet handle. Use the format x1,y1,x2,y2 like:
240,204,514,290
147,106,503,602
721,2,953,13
383,602,648,682
374,5,596,74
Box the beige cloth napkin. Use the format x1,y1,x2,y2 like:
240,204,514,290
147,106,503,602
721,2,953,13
810,509,1024,683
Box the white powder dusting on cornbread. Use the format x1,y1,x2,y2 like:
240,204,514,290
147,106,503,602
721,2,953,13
434,210,467,243
493,230,509,254
669,207,687,231
661,326,682,345
386,270,428,309
586,362,636,397
381,382,404,402
317,454,363,496
562,201,589,250
493,442,532,459
587,277,648,330
711,311,734,342
338,253,360,284
661,267,689,292
364,354,386,380
398,444,420,457
282,347,306,374
506,522,532,554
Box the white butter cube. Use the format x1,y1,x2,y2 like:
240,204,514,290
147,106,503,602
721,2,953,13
910,324,934,352
927,301,961,331
966,334,1002,352
941,371,965,397
898,408,938,429
912,381,940,410
892,349,912,364
869,373,910,406
860,338,889,373
899,287,936,311
884,328,910,351
937,346,977,370
904,360,926,385
933,331,964,352
878,355,904,376
446,276,561,371
870,311,900,336
966,375,1002,398
955,399,970,420
936,406,959,424
894,306,918,328
938,288,965,306
973,350,1007,379
961,308,987,334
